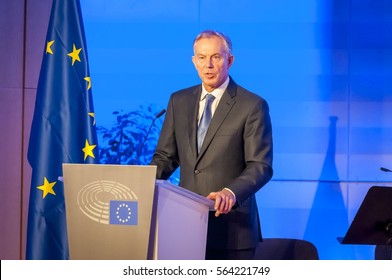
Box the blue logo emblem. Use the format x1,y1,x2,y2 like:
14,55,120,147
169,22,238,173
109,201,138,225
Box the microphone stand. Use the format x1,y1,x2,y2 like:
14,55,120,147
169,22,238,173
135,109,166,163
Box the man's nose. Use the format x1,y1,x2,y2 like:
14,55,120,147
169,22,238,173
206,57,213,67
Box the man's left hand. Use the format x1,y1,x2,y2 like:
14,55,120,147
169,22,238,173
207,189,236,217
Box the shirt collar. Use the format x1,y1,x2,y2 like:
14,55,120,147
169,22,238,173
201,76,230,101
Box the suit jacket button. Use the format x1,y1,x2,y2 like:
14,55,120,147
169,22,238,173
194,169,200,174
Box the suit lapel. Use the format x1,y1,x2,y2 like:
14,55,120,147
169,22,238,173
188,85,202,159
197,79,237,159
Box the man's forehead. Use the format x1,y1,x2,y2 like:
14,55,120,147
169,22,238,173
195,49,225,55
194,45,226,55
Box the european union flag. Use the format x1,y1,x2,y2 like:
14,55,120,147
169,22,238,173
109,201,138,226
26,0,99,259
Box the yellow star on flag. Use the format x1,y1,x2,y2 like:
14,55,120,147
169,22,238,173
46,40,55,54
88,112,96,125
82,139,96,160
67,44,82,65
37,177,56,199
84,77,91,90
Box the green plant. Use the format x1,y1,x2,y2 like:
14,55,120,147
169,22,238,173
97,104,163,165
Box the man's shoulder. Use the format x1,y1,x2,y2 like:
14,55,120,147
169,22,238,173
228,77,264,100
234,83,267,104
171,84,201,99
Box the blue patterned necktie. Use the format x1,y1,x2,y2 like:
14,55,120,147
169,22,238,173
197,94,215,153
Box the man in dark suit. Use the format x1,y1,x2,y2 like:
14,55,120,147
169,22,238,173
150,30,273,260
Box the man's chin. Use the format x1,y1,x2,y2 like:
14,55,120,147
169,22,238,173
202,80,218,89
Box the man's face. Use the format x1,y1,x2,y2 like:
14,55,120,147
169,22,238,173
192,36,234,92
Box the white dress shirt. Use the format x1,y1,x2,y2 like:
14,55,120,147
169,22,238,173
198,77,230,124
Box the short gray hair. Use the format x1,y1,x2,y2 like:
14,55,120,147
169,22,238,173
193,30,233,55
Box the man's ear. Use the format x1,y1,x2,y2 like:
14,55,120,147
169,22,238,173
228,55,234,68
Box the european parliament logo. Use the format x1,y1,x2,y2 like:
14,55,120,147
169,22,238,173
76,180,139,225
109,200,138,226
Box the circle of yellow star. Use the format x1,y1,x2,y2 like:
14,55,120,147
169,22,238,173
84,76,91,90
37,177,56,199
82,139,96,160
67,44,82,65
46,40,55,54
88,112,96,125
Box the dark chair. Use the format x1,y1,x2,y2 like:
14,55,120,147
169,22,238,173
374,245,392,260
254,238,319,260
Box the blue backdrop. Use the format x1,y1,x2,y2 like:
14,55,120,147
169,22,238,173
80,0,392,259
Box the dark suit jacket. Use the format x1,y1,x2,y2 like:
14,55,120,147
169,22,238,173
151,77,273,250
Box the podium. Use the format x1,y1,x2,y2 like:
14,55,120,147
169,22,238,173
62,164,214,260
338,186,392,258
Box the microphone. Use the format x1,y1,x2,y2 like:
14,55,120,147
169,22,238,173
155,109,166,119
380,167,392,172
136,109,166,161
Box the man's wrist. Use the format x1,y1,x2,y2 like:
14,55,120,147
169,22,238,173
223,187,236,199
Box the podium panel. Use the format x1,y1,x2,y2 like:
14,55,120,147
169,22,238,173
63,164,214,260
152,180,214,260
63,164,156,260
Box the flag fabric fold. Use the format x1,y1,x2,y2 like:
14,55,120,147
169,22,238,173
26,0,99,260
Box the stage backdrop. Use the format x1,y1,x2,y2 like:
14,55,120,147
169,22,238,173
1,0,391,260
80,0,392,260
